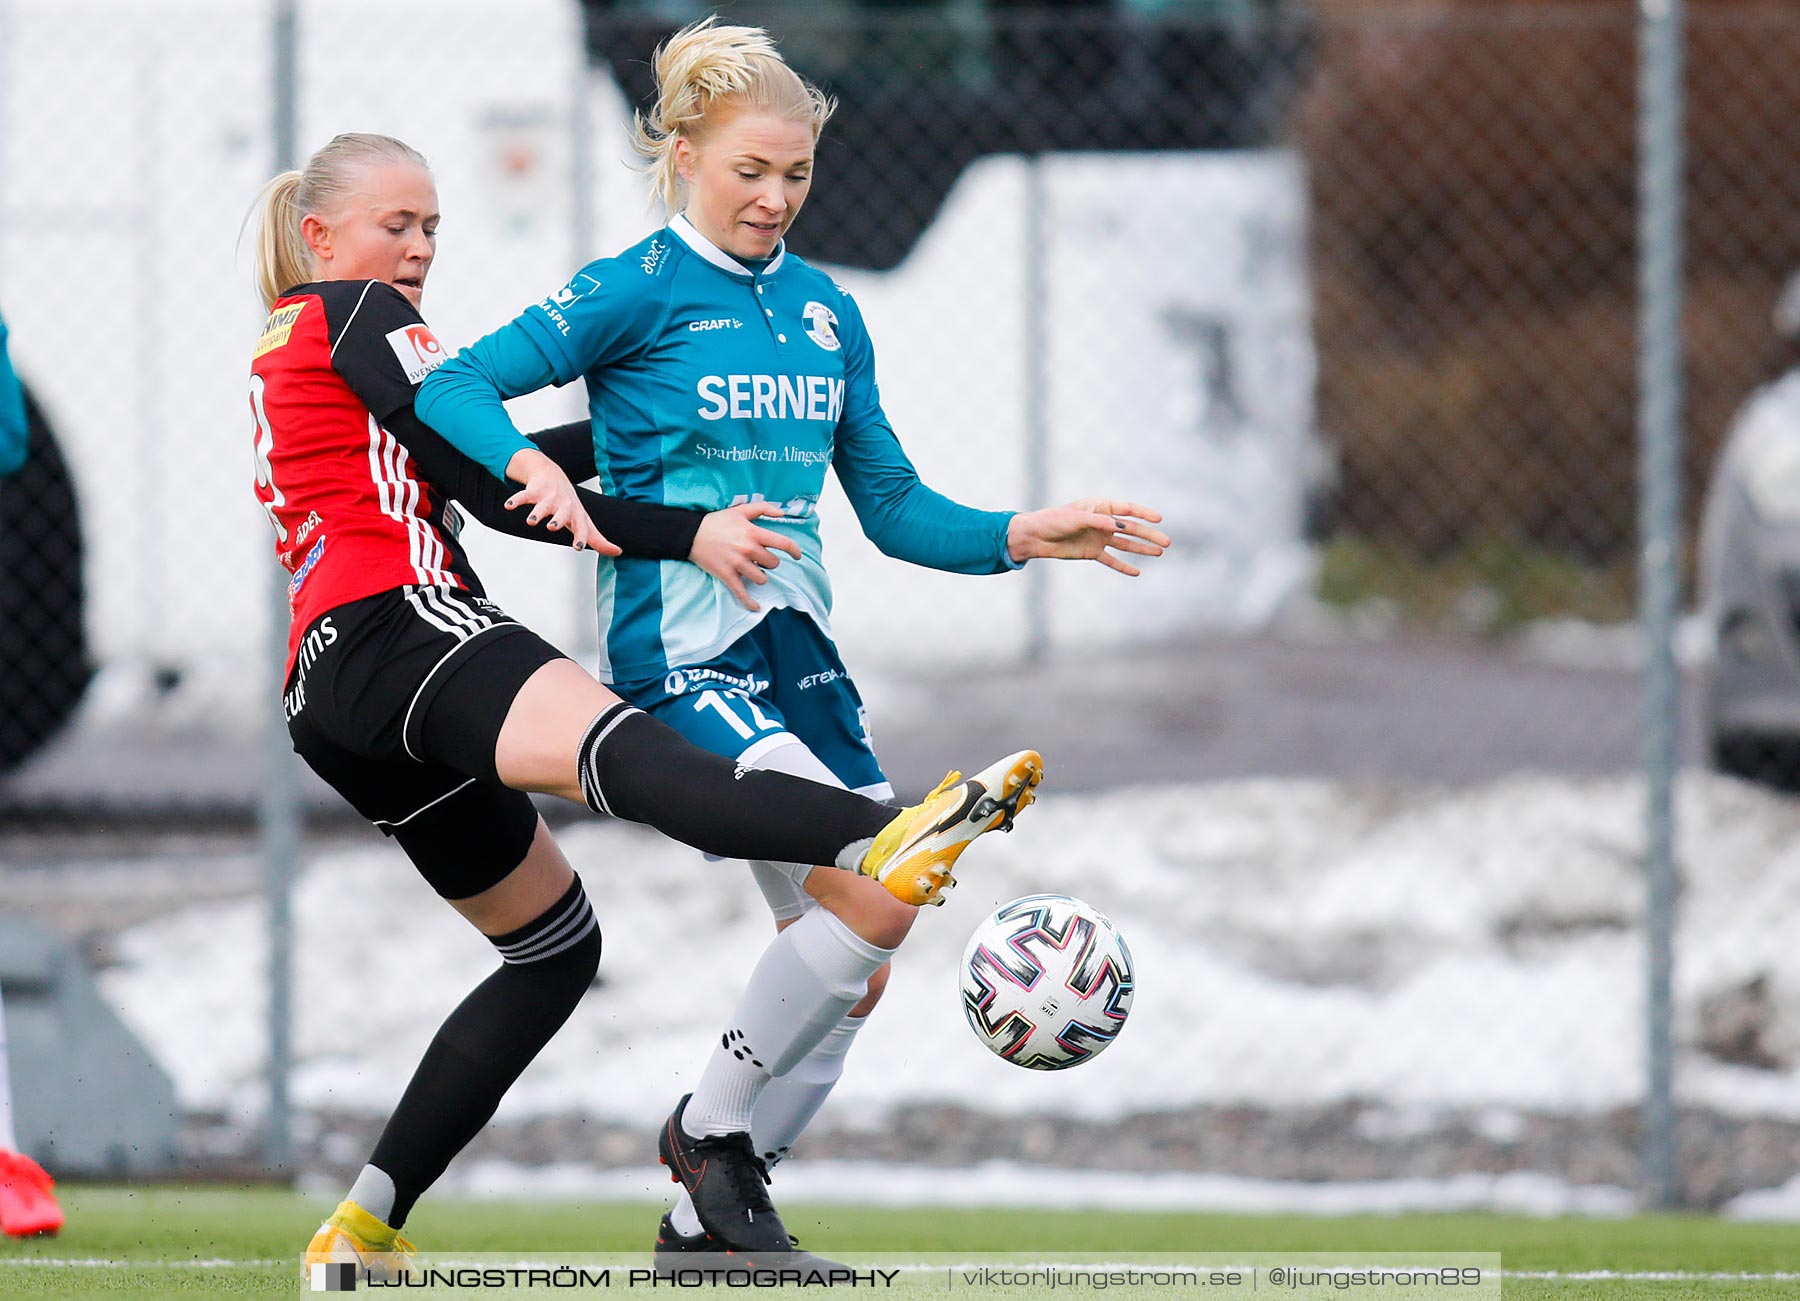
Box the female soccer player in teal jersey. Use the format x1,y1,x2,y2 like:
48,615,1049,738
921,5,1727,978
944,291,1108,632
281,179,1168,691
417,18,1166,1262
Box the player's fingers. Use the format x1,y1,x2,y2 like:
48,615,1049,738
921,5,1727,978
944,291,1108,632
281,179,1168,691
553,490,588,533
750,545,783,570
574,517,617,555
754,528,804,560
1111,533,1166,556
722,571,760,612
736,500,786,521
1112,500,1164,524
1097,550,1142,577
1115,517,1173,548
520,482,554,525
563,504,594,549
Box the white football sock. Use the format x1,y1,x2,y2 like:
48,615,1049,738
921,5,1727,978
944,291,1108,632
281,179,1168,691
670,1011,867,1237
681,909,892,1141
0,981,17,1152
668,1194,708,1239
346,1165,397,1225
751,1010,864,1169
832,837,875,873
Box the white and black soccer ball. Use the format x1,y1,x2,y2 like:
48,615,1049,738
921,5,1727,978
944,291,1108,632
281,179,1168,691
959,893,1135,1070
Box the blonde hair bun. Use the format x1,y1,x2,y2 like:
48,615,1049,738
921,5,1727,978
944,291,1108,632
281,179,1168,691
630,17,835,214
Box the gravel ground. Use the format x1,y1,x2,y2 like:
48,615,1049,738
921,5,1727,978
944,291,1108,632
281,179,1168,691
194,1101,1792,1211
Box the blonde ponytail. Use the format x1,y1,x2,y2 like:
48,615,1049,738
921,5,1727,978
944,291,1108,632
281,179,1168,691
248,171,308,312
630,17,836,214
244,133,430,310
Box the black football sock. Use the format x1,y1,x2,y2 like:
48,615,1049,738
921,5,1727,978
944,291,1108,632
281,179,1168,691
366,876,602,1228
578,704,894,866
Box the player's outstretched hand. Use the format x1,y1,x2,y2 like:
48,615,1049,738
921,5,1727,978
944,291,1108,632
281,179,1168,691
1005,498,1169,576
504,448,621,556
691,500,805,611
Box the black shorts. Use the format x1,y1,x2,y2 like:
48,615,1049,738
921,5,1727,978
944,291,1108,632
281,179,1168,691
285,584,564,899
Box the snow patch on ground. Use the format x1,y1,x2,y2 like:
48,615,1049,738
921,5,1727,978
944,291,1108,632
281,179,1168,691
94,773,1800,1134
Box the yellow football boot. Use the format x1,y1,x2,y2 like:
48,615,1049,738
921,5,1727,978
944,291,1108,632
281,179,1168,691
303,1199,417,1284
860,750,1043,905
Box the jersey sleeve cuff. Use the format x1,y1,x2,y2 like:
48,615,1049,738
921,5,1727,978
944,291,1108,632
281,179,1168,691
998,513,1027,570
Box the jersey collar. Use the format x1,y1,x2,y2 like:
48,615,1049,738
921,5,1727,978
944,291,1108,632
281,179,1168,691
669,213,787,282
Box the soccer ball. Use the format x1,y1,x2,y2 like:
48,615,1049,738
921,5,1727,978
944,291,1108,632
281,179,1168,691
959,893,1135,1070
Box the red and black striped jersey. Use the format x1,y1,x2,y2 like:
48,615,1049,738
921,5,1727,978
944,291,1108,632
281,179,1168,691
249,279,703,675
251,279,475,672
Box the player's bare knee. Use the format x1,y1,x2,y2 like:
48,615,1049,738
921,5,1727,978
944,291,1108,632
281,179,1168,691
850,961,892,1017
840,876,915,949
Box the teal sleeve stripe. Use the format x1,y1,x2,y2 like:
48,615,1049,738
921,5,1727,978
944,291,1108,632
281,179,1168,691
834,417,1016,575
0,316,28,478
415,321,561,480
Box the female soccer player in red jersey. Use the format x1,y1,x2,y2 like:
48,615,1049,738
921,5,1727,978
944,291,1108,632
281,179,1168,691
245,132,1040,1279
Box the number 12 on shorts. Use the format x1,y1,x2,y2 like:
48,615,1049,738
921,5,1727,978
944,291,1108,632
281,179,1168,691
692,689,779,741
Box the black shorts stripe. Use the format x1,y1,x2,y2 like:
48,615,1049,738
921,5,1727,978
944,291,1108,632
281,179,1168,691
402,623,516,763
372,776,478,830
406,584,489,639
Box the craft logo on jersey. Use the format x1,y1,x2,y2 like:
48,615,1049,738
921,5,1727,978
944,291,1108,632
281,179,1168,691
253,302,306,358
385,324,446,385
802,301,840,352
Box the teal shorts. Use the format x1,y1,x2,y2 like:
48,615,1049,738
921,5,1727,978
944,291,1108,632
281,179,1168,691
610,607,889,795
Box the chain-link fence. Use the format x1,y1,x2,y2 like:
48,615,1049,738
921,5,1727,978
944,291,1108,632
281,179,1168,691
1,0,1798,1211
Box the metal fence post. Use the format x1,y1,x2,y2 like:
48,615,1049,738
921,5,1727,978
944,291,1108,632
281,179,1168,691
569,23,599,662
260,0,301,1177
1637,0,1684,1212
1022,151,1049,663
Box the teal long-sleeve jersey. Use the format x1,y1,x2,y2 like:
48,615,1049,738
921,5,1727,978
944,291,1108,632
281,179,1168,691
417,215,1019,682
